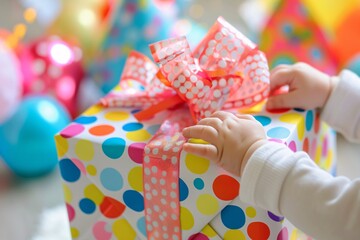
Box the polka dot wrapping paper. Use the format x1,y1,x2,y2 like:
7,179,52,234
54,17,336,240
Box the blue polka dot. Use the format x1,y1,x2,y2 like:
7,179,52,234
267,127,290,139
254,115,271,126
306,111,313,131
123,190,144,212
74,116,97,124
194,178,204,190
100,168,123,191
147,124,161,135
79,198,96,214
179,178,189,201
59,159,80,182
221,205,245,229
102,137,126,159
123,122,143,131
137,217,147,237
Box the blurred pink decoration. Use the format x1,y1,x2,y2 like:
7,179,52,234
0,39,23,124
18,36,85,118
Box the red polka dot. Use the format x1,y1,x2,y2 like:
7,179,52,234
303,138,309,153
247,222,270,240
189,233,209,240
128,143,146,164
266,108,290,114
212,175,240,201
89,125,115,136
66,203,75,222
100,196,125,218
314,112,320,134
60,124,85,138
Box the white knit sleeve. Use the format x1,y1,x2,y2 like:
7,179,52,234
240,141,360,240
321,70,360,143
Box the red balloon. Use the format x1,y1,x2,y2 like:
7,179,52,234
18,36,84,118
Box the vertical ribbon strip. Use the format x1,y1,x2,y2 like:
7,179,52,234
143,108,193,240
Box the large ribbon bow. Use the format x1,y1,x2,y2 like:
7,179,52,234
101,17,270,240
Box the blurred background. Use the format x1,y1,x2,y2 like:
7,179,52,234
0,0,360,239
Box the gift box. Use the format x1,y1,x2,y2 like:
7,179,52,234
55,17,336,240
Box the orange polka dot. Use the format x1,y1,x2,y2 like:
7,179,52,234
247,222,270,240
303,138,309,153
89,125,115,136
212,175,240,201
100,196,125,218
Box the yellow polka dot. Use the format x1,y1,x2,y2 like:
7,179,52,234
315,145,322,165
84,184,104,205
75,140,95,161
54,135,69,157
279,113,305,140
188,138,208,144
185,153,210,174
104,111,130,121
290,228,298,240
126,129,151,142
71,227,79,238
112,219,136,240
297,118,305,141
86,165,97,176
83,104,103,116
128,167,143,192
180,207,194,230
201,224,217,237
196,194,219,215
238,101,265,114
62,184,72,203
224,229,246,240
279,113,303,124
245,206,257,218
324,149,333,170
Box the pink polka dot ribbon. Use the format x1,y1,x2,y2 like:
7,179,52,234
143,108,193,240
101,17,270,239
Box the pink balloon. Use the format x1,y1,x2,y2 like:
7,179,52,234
0,40,22,123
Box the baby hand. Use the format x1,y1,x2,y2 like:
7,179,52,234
182,111,267,176
266,62,338,110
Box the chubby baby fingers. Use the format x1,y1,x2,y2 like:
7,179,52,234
182,125,218,144
182,143,218,161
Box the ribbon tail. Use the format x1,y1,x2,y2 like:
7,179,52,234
134,95,184,121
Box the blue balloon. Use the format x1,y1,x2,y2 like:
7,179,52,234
0,96,70,177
